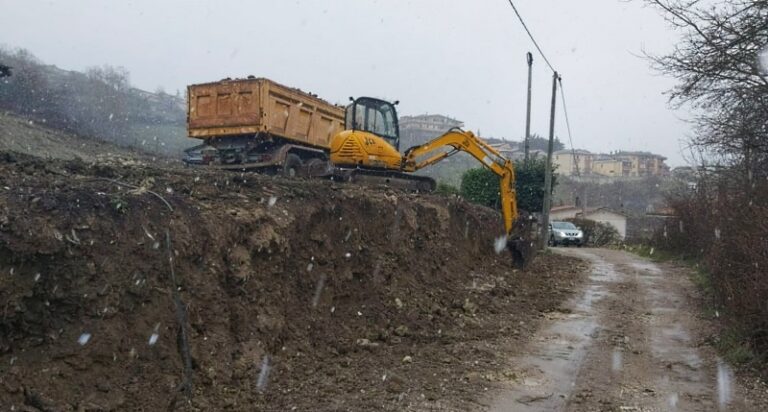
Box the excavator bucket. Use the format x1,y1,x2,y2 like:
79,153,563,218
508,237,535,269
507,213,537,269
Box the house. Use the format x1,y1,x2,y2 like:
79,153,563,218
550,205,582,220
549,205,628,240
581,208,628,240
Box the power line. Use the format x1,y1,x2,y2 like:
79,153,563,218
505,0,580,179
558,77,580,177
505,0,556,73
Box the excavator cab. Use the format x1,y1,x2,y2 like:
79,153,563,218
345,97,400,151
331,97,407,172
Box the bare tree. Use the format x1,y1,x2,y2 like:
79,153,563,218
645,0,768,175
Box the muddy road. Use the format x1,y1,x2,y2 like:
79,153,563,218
487,248,766,412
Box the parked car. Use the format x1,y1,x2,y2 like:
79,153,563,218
549,221,584,246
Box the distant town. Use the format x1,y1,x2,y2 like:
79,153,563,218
400,113,670,179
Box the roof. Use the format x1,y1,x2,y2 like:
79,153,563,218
614,151,667,161
551,205,580,213
580,207,628,218
399,114,463,123
554,149,592,155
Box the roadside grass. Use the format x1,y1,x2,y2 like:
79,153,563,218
716,330,760,366
624,243,761,368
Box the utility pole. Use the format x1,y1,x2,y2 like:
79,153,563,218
540,71,558,250
524,52,533,164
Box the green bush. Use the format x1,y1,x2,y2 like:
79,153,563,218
565,217,620,246
459,168,500,208
459,157,556,212
434,182,460,196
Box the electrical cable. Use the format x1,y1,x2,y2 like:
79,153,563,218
506,0,581,179
505,0,556,73
558,77,580,177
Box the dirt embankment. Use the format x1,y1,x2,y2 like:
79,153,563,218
0,110,160,163
0,153,586,411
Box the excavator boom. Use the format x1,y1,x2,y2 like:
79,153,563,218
402,128,518,234
401,128,531,268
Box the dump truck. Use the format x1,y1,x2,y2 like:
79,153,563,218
184,77,345,175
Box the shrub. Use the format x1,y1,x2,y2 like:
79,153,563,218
434,182,459,196
654,171,768,365
565,218,620,247
460,157,555,212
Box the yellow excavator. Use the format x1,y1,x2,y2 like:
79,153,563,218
328,97,532,267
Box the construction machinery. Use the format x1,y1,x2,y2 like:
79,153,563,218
184,77,346,175
330,97,532,267
183,78,532,267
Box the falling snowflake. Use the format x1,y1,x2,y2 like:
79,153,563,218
493,236,508,254
78,333,92,346
256,356,271,392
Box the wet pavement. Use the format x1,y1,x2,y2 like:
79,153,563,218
487,248,755,411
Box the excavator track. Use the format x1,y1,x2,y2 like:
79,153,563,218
330,167,436,193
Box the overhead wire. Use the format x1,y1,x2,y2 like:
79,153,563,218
505,0,581,177
558,78,580,177
505,0,556,73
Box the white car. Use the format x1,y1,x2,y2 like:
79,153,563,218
549,221,584,246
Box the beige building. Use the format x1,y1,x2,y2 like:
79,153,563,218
553,150,593,176
592,158,631,177
614,151,670,177
489,142,546,161
399,114,464,150
552,149,669,178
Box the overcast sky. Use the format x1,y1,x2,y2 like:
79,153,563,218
1,0,690,165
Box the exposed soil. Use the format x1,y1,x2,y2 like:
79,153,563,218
0,150,588,411
0,111,144,162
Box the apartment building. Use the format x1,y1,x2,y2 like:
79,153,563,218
553,150,669,177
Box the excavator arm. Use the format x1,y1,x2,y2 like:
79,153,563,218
401,128,519,236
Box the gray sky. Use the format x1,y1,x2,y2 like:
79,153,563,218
1,0,690,165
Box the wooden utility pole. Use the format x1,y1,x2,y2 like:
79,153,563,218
540,71,558,250
524,52,533,164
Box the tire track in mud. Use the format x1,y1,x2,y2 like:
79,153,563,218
487,248,757,411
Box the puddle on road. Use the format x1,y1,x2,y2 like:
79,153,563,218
636,259,740,410
489,255,614,411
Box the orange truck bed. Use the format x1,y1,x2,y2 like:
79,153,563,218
187,78,345,149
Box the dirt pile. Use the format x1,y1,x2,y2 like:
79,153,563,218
0,153,586,411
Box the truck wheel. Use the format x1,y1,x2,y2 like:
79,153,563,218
282,154,303,177
303,158,326,178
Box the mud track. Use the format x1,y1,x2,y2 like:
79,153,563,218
0,154,587,411
487,248,768,411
